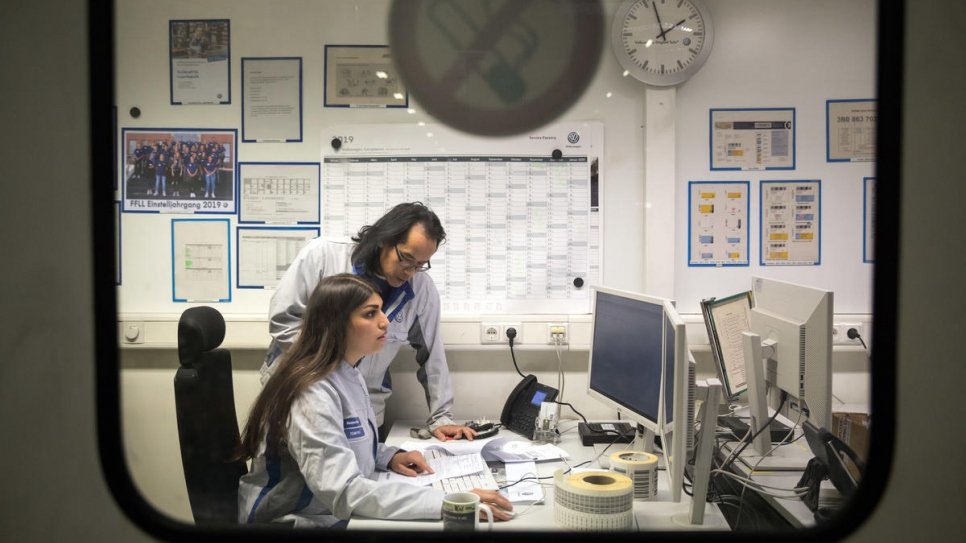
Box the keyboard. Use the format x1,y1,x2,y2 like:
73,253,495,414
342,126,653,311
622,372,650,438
433,469,501,493
423,450,500,493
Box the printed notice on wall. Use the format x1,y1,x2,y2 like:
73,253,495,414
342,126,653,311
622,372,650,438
237,227,318,289
169,19,230,105
242,57,303,142
238,162,320,224
711,108,795,170
320,121,602,314
827,99,876,162
688,181,750,267
760,180,821,266
172,219,231,302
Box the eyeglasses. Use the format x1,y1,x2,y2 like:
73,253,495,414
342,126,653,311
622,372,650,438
394,245,431,272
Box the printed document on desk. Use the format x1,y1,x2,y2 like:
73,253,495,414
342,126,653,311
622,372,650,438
397,437,569,463
374,452,490,487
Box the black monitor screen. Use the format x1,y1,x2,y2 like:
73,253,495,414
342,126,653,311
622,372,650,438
589,291,664,425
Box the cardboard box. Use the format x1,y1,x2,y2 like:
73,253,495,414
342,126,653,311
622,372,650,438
832,412,870,481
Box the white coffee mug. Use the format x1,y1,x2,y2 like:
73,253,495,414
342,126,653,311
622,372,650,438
441,492,494,532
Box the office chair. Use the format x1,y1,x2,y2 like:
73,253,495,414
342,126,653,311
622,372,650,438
174,306,248,524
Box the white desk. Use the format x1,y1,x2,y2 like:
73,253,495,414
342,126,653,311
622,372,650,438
348,420,730,532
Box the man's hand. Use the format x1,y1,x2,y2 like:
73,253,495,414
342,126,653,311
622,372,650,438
432,424,478,441
388,450,434,477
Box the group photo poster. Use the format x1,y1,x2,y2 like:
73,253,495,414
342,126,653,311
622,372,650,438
238,162,320,224
759,180,821,266
120,128,237,214
710,108,796,171
169,19,231,105
242,57,303,142
827,99,876,162
324,45,407,108
687,181,750,267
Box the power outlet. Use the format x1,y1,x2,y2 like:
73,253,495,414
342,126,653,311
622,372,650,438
547,323,568,345
481,323,502,344
833,322,865,345
481,323,521,344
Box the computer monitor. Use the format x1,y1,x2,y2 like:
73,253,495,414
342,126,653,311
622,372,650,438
586,287,693,502
749,276,833,430
587,287,665,437
741,276,833,461
661,298,694,503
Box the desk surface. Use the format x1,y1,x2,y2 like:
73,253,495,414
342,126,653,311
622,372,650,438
348,420,729,532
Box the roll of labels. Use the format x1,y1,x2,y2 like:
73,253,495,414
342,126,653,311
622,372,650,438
552,451,659,530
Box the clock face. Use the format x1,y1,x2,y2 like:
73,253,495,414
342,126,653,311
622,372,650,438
612,0,714,87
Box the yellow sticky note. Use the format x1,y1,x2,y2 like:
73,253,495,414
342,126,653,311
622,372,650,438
770,233,789,241
700,192,716,199
769,252,789,260
699,204,715,213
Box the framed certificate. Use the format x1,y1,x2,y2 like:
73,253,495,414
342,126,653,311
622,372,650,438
324,45,407,108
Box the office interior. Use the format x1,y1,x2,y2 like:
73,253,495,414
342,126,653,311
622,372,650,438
113,0,873,527
3,0,966,541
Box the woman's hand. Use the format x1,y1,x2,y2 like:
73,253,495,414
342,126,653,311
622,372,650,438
388,450,433,477
471,489,514,521
432,424,478,441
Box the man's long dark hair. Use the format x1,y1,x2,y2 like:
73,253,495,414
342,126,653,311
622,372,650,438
350,202,446,274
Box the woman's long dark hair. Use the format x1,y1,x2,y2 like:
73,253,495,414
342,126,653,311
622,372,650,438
351,202,446,274
237,273,379,459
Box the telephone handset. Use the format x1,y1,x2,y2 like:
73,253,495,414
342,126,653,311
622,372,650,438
500,374,559,439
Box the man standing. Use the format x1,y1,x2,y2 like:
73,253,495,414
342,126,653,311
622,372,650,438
261,202,475,441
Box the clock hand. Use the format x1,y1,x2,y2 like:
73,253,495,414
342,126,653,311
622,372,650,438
652,1,668,42
656,18,687,41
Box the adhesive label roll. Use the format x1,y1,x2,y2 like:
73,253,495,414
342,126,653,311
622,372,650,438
609,450,659,500
553,469,634,531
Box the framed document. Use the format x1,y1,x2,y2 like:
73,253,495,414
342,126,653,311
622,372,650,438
687,181,750,267
759,180,821,266
324,45,407,108
710,108,795,171
827,99,876,162
169,19,231,105
237,226,319,289
242,57,303,142
171,218,231,302
238,162,320,224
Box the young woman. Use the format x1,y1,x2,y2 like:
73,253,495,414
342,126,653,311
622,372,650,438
237,273,511,527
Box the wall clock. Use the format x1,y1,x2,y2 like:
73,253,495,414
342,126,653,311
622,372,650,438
612,0,714,87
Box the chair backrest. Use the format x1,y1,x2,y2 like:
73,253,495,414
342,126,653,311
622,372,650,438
174,306,248,524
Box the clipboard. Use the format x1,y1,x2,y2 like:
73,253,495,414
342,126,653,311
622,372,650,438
700,291,754,400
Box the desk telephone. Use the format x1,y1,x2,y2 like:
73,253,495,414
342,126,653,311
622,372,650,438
500,374,559,439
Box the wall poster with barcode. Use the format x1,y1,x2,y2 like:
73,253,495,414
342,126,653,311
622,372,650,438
710,108,795,171
759,180,821,266
688,181,750,267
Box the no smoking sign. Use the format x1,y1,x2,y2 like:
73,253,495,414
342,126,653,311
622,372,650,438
389,0,603,136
